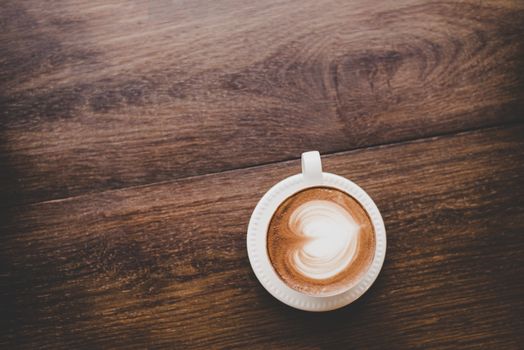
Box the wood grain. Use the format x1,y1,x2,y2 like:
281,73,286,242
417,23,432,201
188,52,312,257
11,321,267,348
1,0,523,205
2,125,523,349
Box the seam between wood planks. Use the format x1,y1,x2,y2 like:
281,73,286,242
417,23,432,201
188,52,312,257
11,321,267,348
6,119,523,209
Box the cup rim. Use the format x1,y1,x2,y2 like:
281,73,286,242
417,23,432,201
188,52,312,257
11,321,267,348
247,172,387,311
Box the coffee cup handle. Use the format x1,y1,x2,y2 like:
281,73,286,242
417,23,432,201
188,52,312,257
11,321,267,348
301,151,323,185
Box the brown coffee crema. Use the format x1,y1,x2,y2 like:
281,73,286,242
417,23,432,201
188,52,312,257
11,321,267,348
267,187,376,296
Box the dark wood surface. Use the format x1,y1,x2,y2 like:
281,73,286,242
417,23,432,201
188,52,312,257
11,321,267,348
1,0,523,349
1,0,523,206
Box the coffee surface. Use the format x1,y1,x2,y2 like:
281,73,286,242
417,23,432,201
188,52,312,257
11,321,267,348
267,187,375,296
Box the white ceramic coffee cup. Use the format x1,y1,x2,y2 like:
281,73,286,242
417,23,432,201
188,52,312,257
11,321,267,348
247,151,386,311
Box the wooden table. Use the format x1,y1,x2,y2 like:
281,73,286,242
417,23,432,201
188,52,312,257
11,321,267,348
1,1,523,348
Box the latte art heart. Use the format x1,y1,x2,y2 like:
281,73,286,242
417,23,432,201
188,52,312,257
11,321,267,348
289,200,361,280
267,187,376,296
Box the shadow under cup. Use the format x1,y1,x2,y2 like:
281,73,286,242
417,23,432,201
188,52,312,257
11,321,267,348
266,186,376,297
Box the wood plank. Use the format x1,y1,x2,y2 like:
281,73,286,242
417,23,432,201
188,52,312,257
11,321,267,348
1,124,523,349
1,0,523,205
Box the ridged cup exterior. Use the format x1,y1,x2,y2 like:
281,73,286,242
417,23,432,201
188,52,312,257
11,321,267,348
247,172,386,312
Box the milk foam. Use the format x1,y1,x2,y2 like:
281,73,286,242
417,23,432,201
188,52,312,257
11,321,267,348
289,200,360,280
